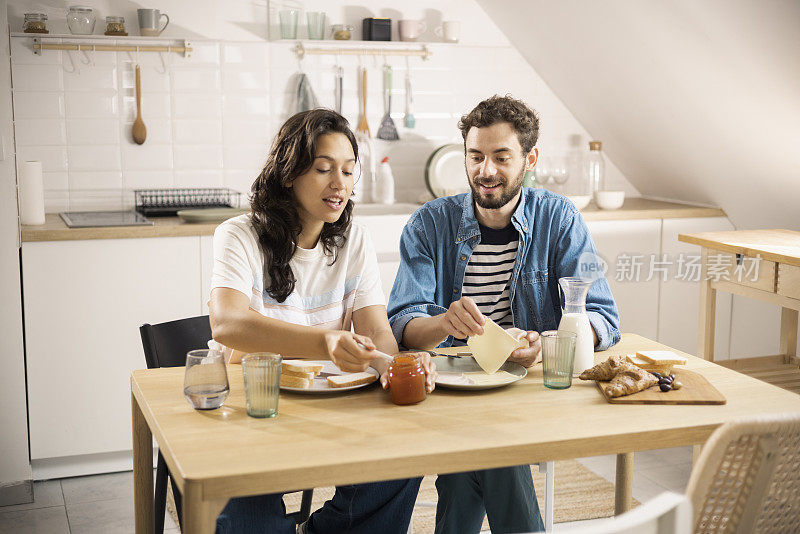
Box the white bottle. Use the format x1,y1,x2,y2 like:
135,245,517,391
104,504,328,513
374,156,395,205
558,313,594,376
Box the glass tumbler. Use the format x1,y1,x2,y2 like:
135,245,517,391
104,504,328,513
184,350,229,409
306,12,326,40
279,9,299,39
541,330,577,389
242,353,282,418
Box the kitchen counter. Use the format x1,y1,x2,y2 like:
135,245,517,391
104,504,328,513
21,198,725,242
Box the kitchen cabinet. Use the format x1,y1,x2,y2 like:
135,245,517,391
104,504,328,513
586,219,662,340
22,237,201,465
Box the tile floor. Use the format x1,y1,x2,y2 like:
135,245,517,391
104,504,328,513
0,447,693,533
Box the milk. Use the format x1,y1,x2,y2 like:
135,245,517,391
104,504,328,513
558,312,594,376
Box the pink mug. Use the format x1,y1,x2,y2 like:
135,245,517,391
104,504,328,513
398,19,426,42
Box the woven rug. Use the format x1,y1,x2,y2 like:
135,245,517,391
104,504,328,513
168,460,640,532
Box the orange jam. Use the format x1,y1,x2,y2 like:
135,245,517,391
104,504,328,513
388,354,426,405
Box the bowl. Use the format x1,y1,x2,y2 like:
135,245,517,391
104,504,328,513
594,190,626,210
566,195,591,210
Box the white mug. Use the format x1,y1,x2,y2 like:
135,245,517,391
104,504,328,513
137,8,169,37
435,20,460,43
398,19,426,42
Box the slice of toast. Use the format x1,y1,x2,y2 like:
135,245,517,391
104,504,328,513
282,360,324,375
281,369,316,380
635,350,687,366
625,354,674,376
280,374,312,389
327,372,377,388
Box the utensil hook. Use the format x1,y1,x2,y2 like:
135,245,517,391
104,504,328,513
156,51,168,74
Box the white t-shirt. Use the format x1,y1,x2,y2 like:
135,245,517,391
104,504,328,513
211,214,385,331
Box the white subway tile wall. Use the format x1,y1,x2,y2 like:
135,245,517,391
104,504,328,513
11,37,638,211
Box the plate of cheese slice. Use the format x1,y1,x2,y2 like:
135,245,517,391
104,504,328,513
432,356,527,390
279,360,379,394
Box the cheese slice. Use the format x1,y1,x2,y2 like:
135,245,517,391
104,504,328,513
467,318,528,374
635,350,687,365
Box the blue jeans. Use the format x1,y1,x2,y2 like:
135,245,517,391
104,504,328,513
216,477,422,534
434,465,544,534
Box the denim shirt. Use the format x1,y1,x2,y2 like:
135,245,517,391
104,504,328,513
387,188,621,350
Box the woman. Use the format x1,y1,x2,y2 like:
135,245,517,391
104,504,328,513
209,109,435,534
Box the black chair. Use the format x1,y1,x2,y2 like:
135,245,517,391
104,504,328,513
140,315,314,533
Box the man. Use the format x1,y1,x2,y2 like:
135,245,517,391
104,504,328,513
387,95,621,534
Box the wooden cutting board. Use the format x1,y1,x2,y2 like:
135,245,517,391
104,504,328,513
596,369,726,405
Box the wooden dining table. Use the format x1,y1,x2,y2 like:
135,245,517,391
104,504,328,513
131,333,800,533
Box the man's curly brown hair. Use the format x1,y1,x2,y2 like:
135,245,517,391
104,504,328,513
458,95,540,154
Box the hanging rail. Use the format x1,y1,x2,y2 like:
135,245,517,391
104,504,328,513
293,42,431,61
32,38,192,58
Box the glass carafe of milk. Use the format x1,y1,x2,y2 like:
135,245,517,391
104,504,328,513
557,277,595,376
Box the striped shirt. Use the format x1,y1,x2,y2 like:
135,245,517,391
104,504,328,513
462,223,518,329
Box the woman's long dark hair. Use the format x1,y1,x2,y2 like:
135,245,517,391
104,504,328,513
250,109,358,303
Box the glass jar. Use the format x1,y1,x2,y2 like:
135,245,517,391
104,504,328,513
331,24,354,40
105,16,127,35
24,13,48,34
388,354,426,405
585,140,605,195
67,6,96,35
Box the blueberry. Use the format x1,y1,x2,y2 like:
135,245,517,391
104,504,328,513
669,374,675,381
659,383,672,392
651,372,663,379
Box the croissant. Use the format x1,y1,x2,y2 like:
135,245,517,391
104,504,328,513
604,366,659,398
579,355,629,381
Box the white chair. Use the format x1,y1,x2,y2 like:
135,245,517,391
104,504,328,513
555,492,692,534
409,461,555,533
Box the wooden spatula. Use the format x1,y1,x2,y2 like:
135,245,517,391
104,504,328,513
132,65,146,145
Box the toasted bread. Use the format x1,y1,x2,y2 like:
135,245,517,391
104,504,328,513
280,374,312,389
635,350,687,366
624,354,674,376
282,360,324,375
281,369,316,380
327,372,377,388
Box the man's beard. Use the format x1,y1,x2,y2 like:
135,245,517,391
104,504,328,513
469,165,525,210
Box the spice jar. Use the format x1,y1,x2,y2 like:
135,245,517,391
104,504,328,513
67,6,96,35
330,24,354,40
105,16,127,36
24,13,49,34
388,354,427,405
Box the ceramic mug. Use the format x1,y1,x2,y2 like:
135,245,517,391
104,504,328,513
137,8,169,37
398,19,426,42
435,20,460,43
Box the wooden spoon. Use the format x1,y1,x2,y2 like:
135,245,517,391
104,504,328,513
132,65,146,145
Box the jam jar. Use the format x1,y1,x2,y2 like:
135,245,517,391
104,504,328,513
24,13,48,34
388,354,426,405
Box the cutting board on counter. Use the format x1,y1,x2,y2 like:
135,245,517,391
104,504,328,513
596,369,726,405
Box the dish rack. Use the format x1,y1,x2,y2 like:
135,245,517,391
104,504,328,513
134,188,242,217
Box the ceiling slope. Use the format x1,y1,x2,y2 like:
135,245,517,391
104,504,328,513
477,0,800,229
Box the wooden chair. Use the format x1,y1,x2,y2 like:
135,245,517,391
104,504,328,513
140,315,313,532
685,413,800,533
556,491,692,533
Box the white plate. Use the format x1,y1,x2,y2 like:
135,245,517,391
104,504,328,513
432,356,527,390
425,144,469,198
177,208,249,224
280,361,380,394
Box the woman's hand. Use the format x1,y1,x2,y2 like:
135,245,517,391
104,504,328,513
323,331,377,372
380,351,438,393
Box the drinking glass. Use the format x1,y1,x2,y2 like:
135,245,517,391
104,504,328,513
278,9,299,39
242,353,282,418
541,330,577,389
306,12,326,40
551,158,570,193
184,350,229,409
533,158,552,189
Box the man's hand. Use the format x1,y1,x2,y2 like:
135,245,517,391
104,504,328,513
439,296,485,339
507,331,542,367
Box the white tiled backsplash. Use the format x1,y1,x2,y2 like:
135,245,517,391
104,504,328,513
11,36,639,212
